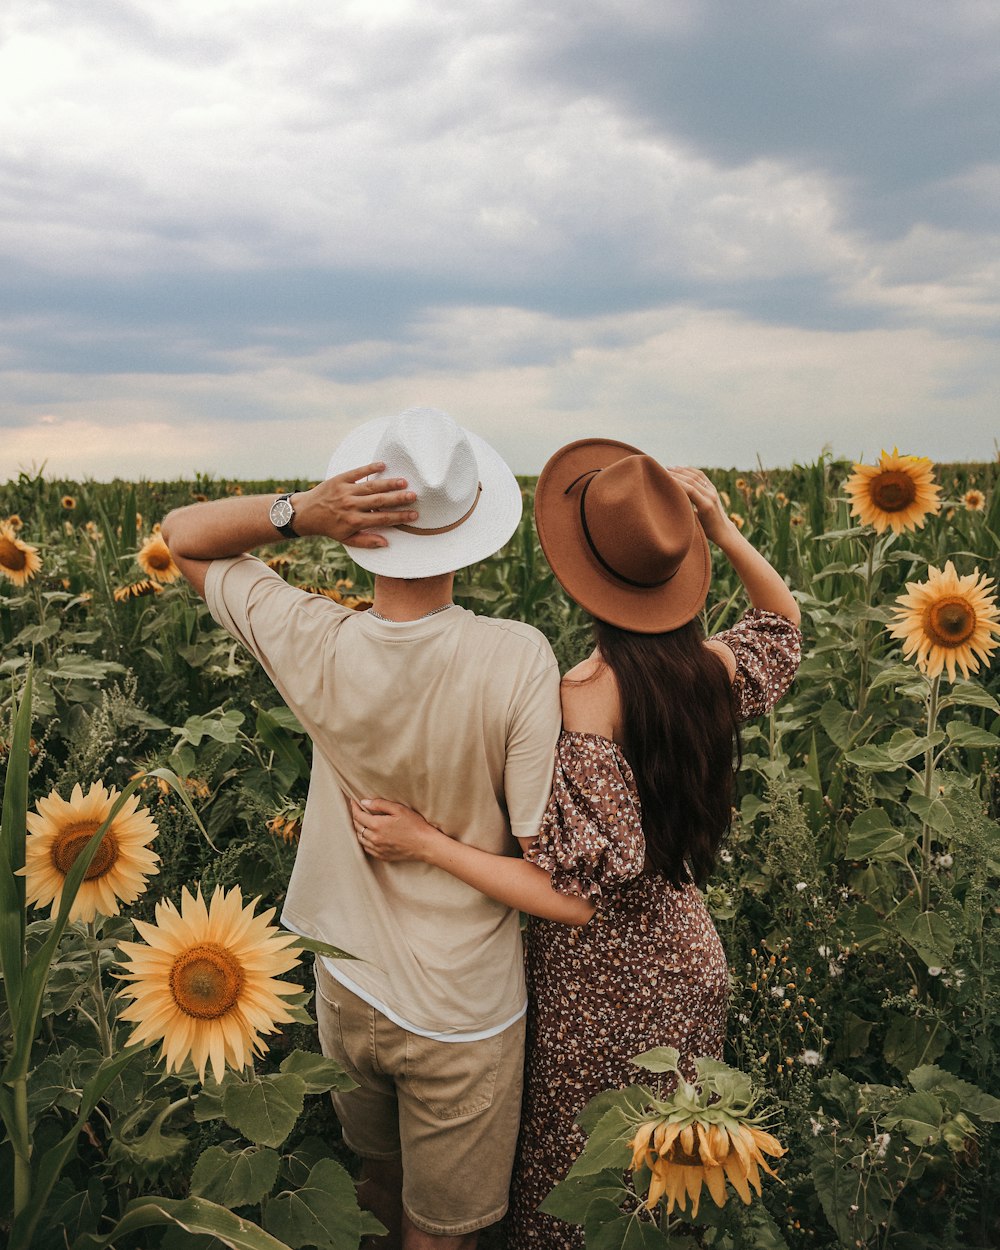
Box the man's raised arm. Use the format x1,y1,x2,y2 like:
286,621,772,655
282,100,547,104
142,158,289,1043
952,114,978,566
160,463,418,596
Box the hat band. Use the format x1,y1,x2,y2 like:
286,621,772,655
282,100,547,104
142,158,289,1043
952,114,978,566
396,483,483,536
570,471,678,591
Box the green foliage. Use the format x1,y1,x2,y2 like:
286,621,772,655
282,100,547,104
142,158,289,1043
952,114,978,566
1,457,998,1246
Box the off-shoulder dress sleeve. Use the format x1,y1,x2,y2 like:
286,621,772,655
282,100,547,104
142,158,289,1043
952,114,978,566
523,731,645,902
712,608,802,720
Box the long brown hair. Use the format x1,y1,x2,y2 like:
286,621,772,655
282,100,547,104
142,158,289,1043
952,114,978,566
592,617,740,888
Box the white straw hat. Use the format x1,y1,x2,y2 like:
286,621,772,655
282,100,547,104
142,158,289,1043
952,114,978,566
326,407,523,578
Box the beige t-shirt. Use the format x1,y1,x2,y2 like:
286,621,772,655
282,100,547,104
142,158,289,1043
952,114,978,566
206,555,561,1037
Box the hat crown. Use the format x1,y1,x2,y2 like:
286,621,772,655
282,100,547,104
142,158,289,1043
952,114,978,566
582,456,694,588
375,407,480,530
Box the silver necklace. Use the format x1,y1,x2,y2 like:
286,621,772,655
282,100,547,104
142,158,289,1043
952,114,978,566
368,603,455,623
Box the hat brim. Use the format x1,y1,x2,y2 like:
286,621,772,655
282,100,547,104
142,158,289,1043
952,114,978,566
534,438,711,633
326,416,523,578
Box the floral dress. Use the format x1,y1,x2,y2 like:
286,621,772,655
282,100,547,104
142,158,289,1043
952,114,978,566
505,610,802,1250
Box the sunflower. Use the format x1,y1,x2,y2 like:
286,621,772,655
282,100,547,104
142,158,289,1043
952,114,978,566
113,578,164,602
963,489,986,512
890,561,1000,681
6,513,23,530
61,494,77,510
267,810,302,844
0,524,42,586
136,534,181,584
728,513,745,531
116,885,301,1083
629,1116,785,1217
19,782,160,923
845,448,941,534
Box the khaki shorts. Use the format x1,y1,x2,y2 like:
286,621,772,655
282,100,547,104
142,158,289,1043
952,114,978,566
314,961,526,1236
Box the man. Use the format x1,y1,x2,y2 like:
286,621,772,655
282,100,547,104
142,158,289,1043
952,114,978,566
161,408,561,1250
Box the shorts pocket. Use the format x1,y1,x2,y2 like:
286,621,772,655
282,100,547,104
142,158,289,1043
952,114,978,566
404,1030,505,1121
313,967,367,1088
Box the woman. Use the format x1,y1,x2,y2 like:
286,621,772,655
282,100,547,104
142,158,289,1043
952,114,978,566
352,441,802,1248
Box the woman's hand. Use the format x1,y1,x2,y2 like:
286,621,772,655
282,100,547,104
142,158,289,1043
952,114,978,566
669,466,734,545
350,798,445,862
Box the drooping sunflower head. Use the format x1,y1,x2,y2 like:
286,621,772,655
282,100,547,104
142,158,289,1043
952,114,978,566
845,448,941,534
0,524,42,586
963,489,986,513
113,578,164,602
623,1055,785,1219
116,885,302,1083
890,560,1000,681
18,782,160,923
628,1113,785,1217
136,533,181,584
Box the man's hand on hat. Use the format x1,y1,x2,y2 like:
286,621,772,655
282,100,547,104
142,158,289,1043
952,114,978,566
296,462,419,548
669,466,733,545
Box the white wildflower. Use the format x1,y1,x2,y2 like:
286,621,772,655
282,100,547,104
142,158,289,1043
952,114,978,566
798,1049,823,1066
795,881,807,892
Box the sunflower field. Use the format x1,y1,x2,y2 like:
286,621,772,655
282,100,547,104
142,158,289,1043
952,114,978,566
1,452,999,1250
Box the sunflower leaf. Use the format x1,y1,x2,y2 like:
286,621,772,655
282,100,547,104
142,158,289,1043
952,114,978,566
265,1157,386,1249
945,722,1000,749
565,1107,634,1177
278,1050,358,1095
0,668,32,1029
73,1196,294,1250
190,1144,281,1208
223,1073,306,1148
630,1047,681,1074
538,1169,632,1223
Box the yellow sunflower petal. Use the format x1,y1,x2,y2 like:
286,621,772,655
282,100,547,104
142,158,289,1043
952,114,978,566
846,448,941,535
890,561,1000,682
20,781,159,922
115,885,302,1085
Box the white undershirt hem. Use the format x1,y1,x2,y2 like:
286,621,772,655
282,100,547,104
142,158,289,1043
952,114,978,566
283,916,526,1042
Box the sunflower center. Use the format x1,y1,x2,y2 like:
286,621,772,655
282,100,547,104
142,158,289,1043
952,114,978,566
148,548,172,571
0,536,27,571
869,470,917,513
925,597,976,647
51,821,119,879
169,943,245,1019
666,1146,703,1167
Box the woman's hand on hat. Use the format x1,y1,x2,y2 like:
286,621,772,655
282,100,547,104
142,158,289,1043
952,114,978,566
669,467,733,544
296,463,419,548
350,797,443,862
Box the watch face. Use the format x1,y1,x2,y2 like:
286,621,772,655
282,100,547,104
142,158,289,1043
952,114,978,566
271,498,294,527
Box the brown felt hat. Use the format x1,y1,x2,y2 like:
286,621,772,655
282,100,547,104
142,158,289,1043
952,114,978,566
534,439,711,633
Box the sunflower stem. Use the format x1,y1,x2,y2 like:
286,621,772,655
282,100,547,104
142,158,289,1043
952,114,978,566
856,536,876,716
87,920,114,1058
918,675,942,916
12,1075,31,1227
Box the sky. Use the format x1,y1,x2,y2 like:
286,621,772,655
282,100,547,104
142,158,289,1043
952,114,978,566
2,0,998,481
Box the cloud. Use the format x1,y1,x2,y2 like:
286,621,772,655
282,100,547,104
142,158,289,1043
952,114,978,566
1,0,997,478
4,305,996,483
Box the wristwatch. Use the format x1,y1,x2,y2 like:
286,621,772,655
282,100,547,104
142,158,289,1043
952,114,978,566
269,492,299,538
